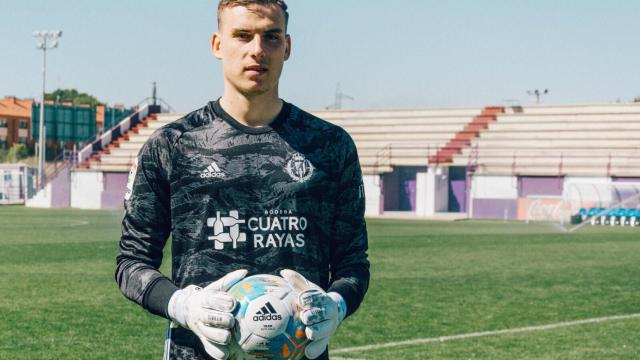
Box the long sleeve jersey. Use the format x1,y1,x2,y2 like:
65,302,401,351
115,100,370,359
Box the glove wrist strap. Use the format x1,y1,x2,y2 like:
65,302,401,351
327,291,347,322
168,285,198,328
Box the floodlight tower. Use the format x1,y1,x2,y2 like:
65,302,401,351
527,89,549,104
33,30,62,188
152,82,158,106
326,83,354,109
334,83,354,110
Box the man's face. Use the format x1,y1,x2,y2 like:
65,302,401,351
213,5,291,97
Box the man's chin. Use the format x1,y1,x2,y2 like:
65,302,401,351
236,82,274,98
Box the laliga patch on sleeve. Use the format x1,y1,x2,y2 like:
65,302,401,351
124,158,138,200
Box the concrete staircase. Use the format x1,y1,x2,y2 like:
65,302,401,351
80,113,184,172
429,106,504,164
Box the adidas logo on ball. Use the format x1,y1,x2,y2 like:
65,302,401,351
253,302,283,321
227,274,306,359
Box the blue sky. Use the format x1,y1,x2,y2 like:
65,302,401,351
1,0,639,112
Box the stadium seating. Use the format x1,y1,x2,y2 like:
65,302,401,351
86,108,483,175
313,108,483,174
451,103,640,177
625,208,638,226
84,113,184,171
83,102,640,179
84,108,483,174
576,206,639,227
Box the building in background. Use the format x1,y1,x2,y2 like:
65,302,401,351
0,96,132,157
0,97,34,149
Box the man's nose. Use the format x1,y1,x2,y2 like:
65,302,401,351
249,35,266,59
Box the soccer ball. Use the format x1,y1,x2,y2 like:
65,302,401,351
226,274,308,360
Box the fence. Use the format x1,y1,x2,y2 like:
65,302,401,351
32,104,137,143
77,104,160,165
32,104,96,142
0,164,36,204
104,107,134,130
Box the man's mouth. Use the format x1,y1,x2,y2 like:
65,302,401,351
244,65,268,75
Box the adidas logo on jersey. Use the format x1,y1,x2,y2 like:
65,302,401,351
253,302,282,321
200,161,226,178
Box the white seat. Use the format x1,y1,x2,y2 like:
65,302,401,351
479,130,640,140
488,121,640,131
450,103,640,176
313,108,482,119
504,104,640,115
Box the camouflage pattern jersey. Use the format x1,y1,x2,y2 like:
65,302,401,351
115,100,370,360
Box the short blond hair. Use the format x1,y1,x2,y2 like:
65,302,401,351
217,0,289,30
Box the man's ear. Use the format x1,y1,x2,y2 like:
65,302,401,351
284,34,291,61
211,32,223,60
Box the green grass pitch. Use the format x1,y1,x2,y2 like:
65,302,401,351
1,207,639,359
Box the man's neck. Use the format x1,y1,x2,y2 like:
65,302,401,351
219,90,283,128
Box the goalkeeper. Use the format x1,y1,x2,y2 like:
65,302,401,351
114,1,370,359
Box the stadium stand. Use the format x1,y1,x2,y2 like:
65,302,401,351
84,106,507,175
312,108,484,174
27,101,640,220
81,112,183,171
451,103,640,177
85,107,487,175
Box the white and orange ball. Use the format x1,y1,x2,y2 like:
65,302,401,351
227,274,308,360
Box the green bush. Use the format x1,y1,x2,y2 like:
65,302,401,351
2,144,30,163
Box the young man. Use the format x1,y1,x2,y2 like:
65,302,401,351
115,1,370,359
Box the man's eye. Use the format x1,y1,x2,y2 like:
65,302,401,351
236,33,252,41
266,34,280,41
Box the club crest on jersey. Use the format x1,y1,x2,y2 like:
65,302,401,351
285,152,314,183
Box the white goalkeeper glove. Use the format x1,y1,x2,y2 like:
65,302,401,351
168,269,247,360
280,269,347,359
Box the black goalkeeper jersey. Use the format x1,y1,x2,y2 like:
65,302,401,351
115,100,370,360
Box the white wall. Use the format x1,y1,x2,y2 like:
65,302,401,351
363,174,382,216
416,167,449,216
25,183,52,208
471,175,518,199
71,171,103,209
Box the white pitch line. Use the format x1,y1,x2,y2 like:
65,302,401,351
333,313,640,354
63,220,90,227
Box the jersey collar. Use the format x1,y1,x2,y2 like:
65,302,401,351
211,99,290,135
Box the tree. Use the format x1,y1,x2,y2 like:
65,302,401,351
634,97,640,103
45,89,102,107
0,144,30,163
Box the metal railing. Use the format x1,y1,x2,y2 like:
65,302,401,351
0,165,35,204
39,149,76,189
77,104,160,166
